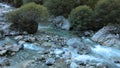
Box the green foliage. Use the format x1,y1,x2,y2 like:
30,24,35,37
23,0,43,5
13,0,23,7
69,5,93,31
44,0,78,17
6,2,49,33
94,0,120,25
87,0,99,9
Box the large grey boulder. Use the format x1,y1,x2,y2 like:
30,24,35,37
92,25,120,48
52,16,70,30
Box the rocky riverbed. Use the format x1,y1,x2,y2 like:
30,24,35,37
1,3,120,68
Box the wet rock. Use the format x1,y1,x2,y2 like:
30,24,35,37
41,42,56,47
37,55,46,61
23,43,44,51
0,57,10,66
66,38,82,49
70,62,79,68
84,30,94,37
8,60,35,68
14,35,24,40
5,44,20,52
92,25,120,49
66,38,91,54
0,50,7,55
25,36,36,42
18,40,25,48
52,16,70,30
0,43,21,55
54,49,63,55
62,51,71,60
96,63,105,68
45,58,55,66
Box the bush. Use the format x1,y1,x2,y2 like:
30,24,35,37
13,0,23,8
69,5,93,31
6,2,49,34
87,0,99,9
23,0,43,5
94,0,120,25
44,0,78,17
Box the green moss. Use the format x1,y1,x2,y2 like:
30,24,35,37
69,5,93,31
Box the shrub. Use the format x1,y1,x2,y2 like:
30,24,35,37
94,0,120,25
44,0,78,17
6,2,49,34
13,0,23,8
23,0,43,5
87,0,99,9
69,5,93,31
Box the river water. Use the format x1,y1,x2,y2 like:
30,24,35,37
1,3,120,68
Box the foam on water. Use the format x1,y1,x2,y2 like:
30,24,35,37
91,45,120,59
23,43,45,51
0,3,11,8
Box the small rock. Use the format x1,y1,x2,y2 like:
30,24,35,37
18,40,25,48
114,61,120,63
0,57,10,66
54,49,63,55
41,42,55,47
14,35,23,40
70,62,78,68
23,43,44,51
5,44,20,52
88,66,95,68
62,51,71,59
11,60,35,68
96,63,104,68
45,58,55,66
0,50,7,55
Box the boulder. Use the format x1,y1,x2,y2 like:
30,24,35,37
92,25,120,48
66,38,91,54
52,16,70,30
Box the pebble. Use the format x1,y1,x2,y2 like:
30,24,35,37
14,35,23,40
0,57,10,66
96,63,104,68
0,50,7,55
45,58,55,66
70,62,78,68
54,49,63,55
